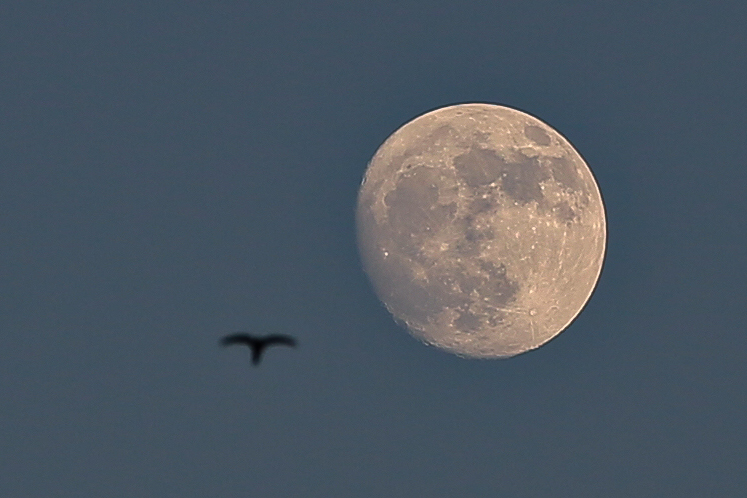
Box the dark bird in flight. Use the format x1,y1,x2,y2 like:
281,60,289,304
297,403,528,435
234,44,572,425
220,333,297,365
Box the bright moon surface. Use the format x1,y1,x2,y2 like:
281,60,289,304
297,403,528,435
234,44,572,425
357,103,606,358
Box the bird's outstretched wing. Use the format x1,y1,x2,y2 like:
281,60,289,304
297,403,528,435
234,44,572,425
262,334,297,348
220,333,255,347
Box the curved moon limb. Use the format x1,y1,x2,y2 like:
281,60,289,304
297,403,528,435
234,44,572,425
356,103,606,358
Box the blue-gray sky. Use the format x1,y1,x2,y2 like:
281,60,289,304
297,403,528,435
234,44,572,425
2,2,745,496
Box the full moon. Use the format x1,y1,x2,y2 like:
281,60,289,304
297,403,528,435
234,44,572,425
356,103,606,358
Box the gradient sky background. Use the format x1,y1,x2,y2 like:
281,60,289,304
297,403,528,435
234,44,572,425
2,2,745,497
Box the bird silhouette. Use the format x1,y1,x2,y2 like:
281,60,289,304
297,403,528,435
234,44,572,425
220,333,297,365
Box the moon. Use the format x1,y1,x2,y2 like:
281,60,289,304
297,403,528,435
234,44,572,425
356,103,606,358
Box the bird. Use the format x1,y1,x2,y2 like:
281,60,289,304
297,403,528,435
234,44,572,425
220,333,297,366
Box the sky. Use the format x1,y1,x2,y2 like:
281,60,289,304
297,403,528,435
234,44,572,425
1,1,745,497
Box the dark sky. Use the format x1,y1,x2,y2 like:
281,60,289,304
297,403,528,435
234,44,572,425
2,2,745,496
